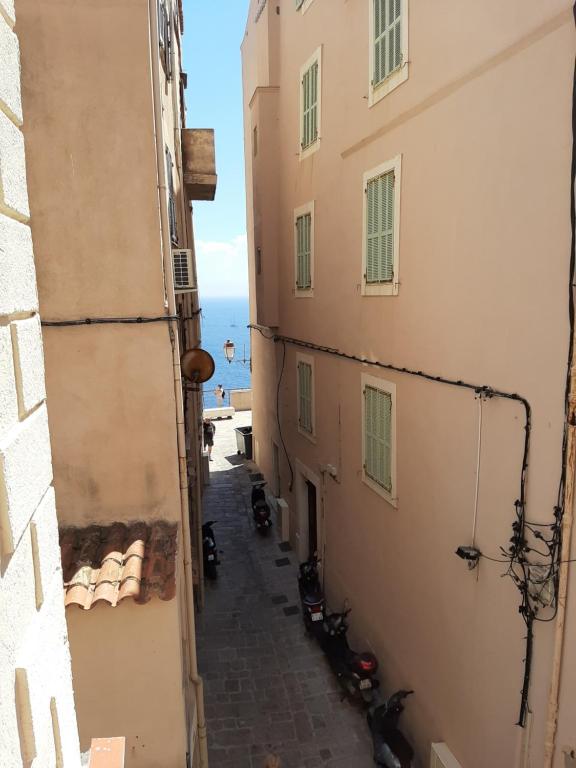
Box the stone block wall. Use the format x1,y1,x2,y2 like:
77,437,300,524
0,1,81,765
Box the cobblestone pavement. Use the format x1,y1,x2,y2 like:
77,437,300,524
196,412,374,768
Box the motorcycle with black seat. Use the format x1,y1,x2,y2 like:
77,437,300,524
298,554,326,639
367,689,414,767
202,520,219,579
251,481,273,534
319,610,380,706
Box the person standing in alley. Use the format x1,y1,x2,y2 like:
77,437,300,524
214,383,225,408
203,417,216,461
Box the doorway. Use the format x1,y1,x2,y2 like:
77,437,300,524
306,480,318,558
295,460,322,563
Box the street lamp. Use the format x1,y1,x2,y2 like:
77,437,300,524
223,339,251,367
223,339,235,364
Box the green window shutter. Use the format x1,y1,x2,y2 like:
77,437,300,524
296,0,304,8
364,386,392,491
296,213,312,290
373,0,402,88
298,362,313,432
365,169,394,284
301,61,318,149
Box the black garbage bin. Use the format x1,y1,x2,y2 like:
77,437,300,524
234,426,253,460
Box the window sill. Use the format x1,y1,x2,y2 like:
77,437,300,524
298,426,316,444
295,288,314,298
362,473,397,508
361,281,399,297
369,64,408,108
300,139,320,161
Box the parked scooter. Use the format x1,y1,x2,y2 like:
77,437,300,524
298,554,326,638
202,520,219,580
367,690,414,767
251,481,272,534
320,610,380,705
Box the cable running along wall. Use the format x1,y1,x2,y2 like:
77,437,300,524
250,323,567,726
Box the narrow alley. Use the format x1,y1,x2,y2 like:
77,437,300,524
196,413,374,768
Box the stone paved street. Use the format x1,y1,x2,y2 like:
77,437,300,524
196,412,374,768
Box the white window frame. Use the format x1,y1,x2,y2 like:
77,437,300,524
301,0,317,13
299,47,322,160
361,373,397,506
296,353,316,441
368,0,409,107
362,155,401,296
294,201,315,297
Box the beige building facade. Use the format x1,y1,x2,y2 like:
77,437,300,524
242,2,576,767
0,0,82,765
10,0,215,766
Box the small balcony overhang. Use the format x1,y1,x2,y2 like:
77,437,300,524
182,128,217,201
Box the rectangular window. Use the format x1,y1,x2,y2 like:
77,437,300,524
294,202,314,295
369,0,408,106
366,170,394,284
362,156,401,296
297,355,314,437
362,374,396,504
158,0,172,79
300,48,322,157
165,147,178,245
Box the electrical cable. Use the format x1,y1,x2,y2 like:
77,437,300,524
248,322,548,725
42,315,178,327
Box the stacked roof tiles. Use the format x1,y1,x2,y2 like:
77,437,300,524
60,521,178,610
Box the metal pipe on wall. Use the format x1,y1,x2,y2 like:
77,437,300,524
170,4,206,608
148,1,208,765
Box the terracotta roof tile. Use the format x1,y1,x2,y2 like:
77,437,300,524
60,521,178,610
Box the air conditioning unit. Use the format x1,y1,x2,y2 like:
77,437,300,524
431,743,463,768
172,249,195,293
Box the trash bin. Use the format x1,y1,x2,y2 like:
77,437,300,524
234,426,253,459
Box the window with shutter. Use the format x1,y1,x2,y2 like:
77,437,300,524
165,147,178,245
366,169,394,284
158,0,172,78
373,0,402,87
364,386,392,491
362,156,401,296
294,202,314,295
299,49,321,156
301,62,318,149
297,358,314,436
296,213,312,290
369,0,408,105
362,374,396,502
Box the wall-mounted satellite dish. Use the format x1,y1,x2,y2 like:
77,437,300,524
181,348,215,383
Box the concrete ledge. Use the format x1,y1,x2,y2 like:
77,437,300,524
0,0,15,29
230,388,252,411
0,324,18,434
0,110,29,218
0,215,38,314
0,404,52,553
203,406,235,420
0,15,22,123
11,315,46,416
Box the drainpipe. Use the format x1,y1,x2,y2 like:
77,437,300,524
169,11,206,608
148,1,209,765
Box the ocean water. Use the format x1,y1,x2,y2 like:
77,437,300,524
199,296,251,408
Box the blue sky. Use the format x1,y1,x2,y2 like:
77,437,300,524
182,0,250,297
